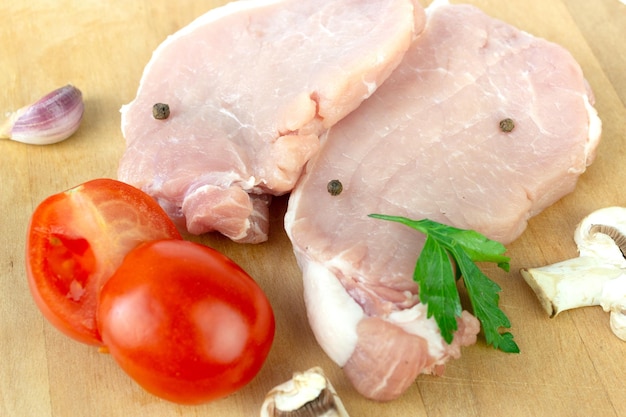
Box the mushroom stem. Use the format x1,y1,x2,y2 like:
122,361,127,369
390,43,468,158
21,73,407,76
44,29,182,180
520,257,623,316
521,206,626,341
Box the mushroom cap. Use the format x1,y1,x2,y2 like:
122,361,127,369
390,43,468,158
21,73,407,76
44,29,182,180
600,274,626,341
260,367,350,417
574,206,626,267
610,311,626,341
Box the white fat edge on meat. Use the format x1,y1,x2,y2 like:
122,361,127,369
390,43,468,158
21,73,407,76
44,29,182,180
285,188,361,366
239,175,259,191
187,172,258,192
300,258,364,367
359,52,390,99
386,305,446,358
120,0,285,128
584,94,603,159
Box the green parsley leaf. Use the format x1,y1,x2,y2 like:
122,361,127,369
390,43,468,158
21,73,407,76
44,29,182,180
369,214,520,353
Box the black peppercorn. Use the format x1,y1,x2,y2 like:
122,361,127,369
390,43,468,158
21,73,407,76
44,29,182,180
499,118,515,133
327,179,343,196
152,103,170,120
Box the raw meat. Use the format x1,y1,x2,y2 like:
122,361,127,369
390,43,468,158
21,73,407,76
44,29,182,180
118,0,425,243
284,1,602,401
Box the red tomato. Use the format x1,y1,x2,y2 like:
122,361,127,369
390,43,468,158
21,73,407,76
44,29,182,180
26,178,182,345
97,239,275,405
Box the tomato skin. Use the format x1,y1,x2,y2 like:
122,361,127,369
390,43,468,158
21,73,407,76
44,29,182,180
97,239,275,405
26,179,182,345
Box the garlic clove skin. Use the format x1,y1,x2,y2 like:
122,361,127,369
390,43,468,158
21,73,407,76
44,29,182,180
0,84,84,145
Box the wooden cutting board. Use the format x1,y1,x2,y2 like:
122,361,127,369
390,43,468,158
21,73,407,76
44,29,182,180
1,1,625,416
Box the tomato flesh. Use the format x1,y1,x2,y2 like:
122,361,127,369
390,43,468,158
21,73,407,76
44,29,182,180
45,234,95,300
97,240,275,404
26,179,182,345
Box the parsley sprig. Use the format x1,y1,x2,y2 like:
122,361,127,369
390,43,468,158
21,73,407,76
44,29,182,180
369,214,519,353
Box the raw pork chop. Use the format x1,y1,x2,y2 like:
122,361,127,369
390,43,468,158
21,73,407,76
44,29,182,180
285,2,602,401
118,0,425,243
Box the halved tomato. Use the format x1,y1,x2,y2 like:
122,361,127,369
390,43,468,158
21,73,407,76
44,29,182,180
26,178,182,345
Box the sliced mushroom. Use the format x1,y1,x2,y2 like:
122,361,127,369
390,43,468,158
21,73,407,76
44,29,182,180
260,367,350,417
520,207,626,341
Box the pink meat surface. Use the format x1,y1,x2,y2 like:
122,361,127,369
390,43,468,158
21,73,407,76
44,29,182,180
285,2,601,401
118,0,425,243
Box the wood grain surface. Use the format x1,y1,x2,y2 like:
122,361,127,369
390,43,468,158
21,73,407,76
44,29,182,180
1,1,625,416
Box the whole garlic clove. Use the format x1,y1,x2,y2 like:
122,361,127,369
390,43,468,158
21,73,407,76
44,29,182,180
0,84,84,145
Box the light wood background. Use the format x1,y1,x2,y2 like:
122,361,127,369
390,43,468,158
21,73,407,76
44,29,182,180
1,1,625,416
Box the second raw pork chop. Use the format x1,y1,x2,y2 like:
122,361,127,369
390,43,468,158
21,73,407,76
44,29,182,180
285,2,602,401
118,0,425,243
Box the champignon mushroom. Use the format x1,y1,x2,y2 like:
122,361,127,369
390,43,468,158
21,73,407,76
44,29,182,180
260,367,350,417
520,206,626,341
